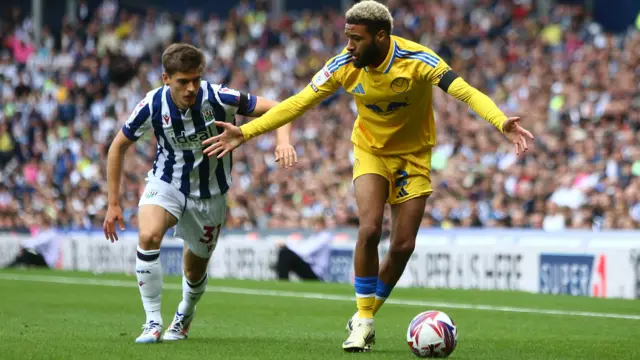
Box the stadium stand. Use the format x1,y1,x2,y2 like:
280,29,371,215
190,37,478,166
0,0,638,234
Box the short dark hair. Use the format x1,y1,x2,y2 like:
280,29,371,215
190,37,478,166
162,43,206,76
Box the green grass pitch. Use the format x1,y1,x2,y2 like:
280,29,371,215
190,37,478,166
0,269,639,359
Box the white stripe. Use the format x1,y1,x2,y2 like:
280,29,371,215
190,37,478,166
355,292,375,298
328,58,351,73
1,273,639,321
327,53,350,70
396,49,440,63
406,54,439,67
396,49,440,67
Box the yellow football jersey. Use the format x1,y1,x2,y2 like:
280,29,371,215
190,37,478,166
241,35,506,155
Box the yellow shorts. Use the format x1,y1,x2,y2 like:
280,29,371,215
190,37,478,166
352,145,433,205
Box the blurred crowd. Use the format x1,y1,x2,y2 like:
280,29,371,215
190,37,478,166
0,0,639,234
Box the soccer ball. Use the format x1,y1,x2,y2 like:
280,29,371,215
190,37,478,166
406,310,458,358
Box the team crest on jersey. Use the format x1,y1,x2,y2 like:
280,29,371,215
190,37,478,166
390,77,410,94
201,102,215,122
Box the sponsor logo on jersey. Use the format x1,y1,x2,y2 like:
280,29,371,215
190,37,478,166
167,126,217,150
364,98,410,115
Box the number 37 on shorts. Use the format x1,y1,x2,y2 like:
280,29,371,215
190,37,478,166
200,225,222,254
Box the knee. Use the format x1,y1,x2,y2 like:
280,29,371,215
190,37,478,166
138,231,163,250
358,223,383,247
388,238,415,258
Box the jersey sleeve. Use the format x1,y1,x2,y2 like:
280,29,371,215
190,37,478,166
210,83,257,116
239,53,346,141
420,48,507,133
308,51,347,96
418,48,454,89
122,96,152,141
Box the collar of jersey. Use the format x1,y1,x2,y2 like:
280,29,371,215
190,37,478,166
365,38,397,74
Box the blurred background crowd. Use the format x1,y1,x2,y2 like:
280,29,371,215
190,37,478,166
0,0,639,234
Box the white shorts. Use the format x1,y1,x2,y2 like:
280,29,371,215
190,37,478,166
138,178,227,258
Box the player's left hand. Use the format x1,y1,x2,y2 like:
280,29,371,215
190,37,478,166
274,143,298,169
502,117,534,155
202,121,245,158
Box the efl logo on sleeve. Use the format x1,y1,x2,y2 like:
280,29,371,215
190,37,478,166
312,66,332,87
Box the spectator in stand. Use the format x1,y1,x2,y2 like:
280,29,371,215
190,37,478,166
0,1,638,233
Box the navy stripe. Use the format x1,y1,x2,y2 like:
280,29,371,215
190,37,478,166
137,250,160,262
150,89,174,184
207,84,230,195
230,115,236,174
167,89,196,196
154,89,175,184
151,146,161,175
186,273,208,288
246,94,257,114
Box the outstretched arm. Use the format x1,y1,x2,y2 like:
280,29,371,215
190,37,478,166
444,76,533,155
239,85,336,141
202,51,350,157
427,58,534,155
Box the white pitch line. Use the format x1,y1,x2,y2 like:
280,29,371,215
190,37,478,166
1,273,639,321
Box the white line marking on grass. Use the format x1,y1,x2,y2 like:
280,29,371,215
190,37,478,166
1,273,639,321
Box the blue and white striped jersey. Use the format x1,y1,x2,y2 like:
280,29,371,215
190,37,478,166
122,81,257,199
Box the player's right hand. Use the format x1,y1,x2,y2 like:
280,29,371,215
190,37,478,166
202,121,246,158
275,143,298,169
104,205,125,242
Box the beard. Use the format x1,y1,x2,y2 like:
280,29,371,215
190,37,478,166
352,42,383,68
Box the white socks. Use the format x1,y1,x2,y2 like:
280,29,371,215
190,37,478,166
177,273,208,315
136,246,163,325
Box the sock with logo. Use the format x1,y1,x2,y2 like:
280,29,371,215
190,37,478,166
136,246,163,325
373,278,394,315
177,273,208,316
354,276,377,319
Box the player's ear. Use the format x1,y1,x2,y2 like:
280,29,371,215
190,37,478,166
162,72,170,85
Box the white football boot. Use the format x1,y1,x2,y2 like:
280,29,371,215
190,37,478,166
346,312,376,351
162,311,195,341
135,320,163,344
343,316,376,352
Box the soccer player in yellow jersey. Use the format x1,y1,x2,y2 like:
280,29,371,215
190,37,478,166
203,0,533,352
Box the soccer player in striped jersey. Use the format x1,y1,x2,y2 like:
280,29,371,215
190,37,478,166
103,43,296,344
204,0,534,352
